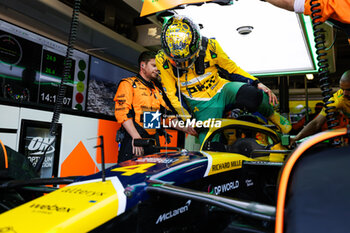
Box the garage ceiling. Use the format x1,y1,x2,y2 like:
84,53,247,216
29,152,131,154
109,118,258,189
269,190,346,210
126,0,349,84
0,0,349,93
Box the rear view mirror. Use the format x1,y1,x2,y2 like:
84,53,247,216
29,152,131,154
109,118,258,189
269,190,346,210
281,135,290,146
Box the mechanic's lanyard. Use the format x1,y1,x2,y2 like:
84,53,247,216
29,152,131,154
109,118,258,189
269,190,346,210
176,68,189,117
150,88,158,99
136,74,159,100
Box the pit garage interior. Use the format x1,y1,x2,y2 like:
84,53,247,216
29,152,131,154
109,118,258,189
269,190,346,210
2,0,349,92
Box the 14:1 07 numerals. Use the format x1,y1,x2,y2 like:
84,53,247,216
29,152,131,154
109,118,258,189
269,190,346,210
40,92,71,105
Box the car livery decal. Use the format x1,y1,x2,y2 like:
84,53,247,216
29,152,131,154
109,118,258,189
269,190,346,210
201,151,252,176
0,178,125,232
69,176,127,216
155,200,191,224
211,180,240,195
67,150,255,220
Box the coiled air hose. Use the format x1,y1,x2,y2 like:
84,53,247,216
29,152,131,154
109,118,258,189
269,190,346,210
310,0,340,145
36,0,81,175
50,0,81,136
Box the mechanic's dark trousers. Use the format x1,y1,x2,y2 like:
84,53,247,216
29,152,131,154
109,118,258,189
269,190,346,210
118,129,160,163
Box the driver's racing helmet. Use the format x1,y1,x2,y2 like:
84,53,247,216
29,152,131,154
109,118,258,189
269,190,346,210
161,15,202,70
290,104,311,123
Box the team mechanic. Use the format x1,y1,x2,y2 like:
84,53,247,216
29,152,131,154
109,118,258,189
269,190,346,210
156,15,292,143
114,51,197,163
290,70,350,145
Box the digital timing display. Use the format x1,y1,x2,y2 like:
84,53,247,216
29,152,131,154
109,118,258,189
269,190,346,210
39,49,75,108
0,19,89,110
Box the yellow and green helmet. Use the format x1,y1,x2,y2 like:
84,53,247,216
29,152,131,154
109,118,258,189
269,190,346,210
161,15,202,70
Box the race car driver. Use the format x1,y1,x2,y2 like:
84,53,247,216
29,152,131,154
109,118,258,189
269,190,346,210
265,0,350,44
290,70,350,145
156,15,292,143
114,51,196,163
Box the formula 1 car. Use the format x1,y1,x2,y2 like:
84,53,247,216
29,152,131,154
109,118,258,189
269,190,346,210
1,119,349,233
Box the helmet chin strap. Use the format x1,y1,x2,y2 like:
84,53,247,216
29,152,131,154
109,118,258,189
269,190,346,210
184,71,193,98
176,68,190,119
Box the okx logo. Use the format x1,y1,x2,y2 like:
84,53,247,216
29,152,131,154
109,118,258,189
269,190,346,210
143,110,161,129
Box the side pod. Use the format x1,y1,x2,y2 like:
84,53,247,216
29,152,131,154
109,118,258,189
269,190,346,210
146,183,276,221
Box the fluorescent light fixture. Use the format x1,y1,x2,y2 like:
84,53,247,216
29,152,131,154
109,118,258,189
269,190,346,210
306,73,314,80
174,0,318,76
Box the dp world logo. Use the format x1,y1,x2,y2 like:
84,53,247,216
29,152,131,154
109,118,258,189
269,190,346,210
143,110,161,129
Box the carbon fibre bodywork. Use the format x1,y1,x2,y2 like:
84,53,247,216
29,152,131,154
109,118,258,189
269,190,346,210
0,118,289,233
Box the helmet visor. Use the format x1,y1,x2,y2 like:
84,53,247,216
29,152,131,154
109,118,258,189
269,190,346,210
165,28,193,59
167,51,198,70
